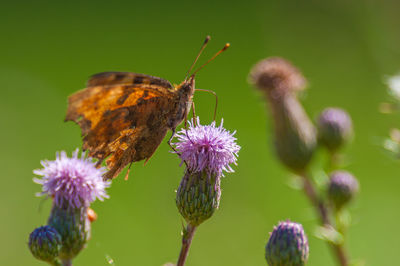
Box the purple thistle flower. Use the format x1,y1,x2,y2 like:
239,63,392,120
34,149,110,209
173,117,240,177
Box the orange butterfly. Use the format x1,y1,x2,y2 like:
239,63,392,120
65,36,229,180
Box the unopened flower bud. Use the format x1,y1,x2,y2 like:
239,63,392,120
176,170,221,226
317,108,353,152
47,203,91,260
265,221,309,266
28,225,62,263
250,58,316,173
328,171,359,210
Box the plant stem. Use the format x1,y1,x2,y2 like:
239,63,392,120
61,259,72,266
51,259,62,266
177,223,197,266
301,173,349,266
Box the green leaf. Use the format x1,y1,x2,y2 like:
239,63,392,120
311,169,329,189
286,174,304,190
349,259,366,266
337,209,352,229
314,225,343,245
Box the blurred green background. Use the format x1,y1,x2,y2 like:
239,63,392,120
2,0,400,265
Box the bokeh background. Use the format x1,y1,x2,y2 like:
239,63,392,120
2,0,400,265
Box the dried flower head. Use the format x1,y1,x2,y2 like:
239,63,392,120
28,225,62,263
328,171,359,209
265,221,309,266
34,149,110,209
317,108,353,151
249,57,307,94
174,117,240,177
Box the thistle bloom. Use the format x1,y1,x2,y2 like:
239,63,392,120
265,221,309,266
33,149,110,209
28,225,62,264
174,117,240,177
174,118,240,226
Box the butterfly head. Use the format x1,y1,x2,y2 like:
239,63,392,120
176,75,196,99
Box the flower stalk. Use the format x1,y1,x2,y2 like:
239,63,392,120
177,224,197,266
300,172,349,266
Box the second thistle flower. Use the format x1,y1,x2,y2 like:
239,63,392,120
174,118,240,226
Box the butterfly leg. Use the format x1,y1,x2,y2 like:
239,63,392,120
191,101,197,125
168,128,179,153
124,162,133,180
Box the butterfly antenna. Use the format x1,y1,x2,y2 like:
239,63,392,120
185,36,211,80
191,43,230,76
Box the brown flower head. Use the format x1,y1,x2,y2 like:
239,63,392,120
249,57,307,96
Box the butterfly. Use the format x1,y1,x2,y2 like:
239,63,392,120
65,36,229,180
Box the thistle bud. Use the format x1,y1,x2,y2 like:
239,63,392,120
328,171,359,210
28,225,62,263
47,203,91,260
176,170,221,226
249,57,316,173
317,108,353,152
265,221,309,266
174,118,240,226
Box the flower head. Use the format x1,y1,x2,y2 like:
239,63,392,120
265,220,309,266
174,118,240,177
28,225,62,263
34,149,110,209
249,57,307,94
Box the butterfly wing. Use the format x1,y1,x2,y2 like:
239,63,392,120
87,72,174,89
66,73,176,180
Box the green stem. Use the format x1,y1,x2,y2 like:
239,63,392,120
301,172,349,266
61,259,72,266
50,259,62,266
326,151,339,172
177,224,197,266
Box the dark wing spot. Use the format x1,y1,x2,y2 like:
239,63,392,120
134,76,144,84
117,93,130,105
114,73,126,81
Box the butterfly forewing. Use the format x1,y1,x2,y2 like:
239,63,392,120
87,72,174,89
